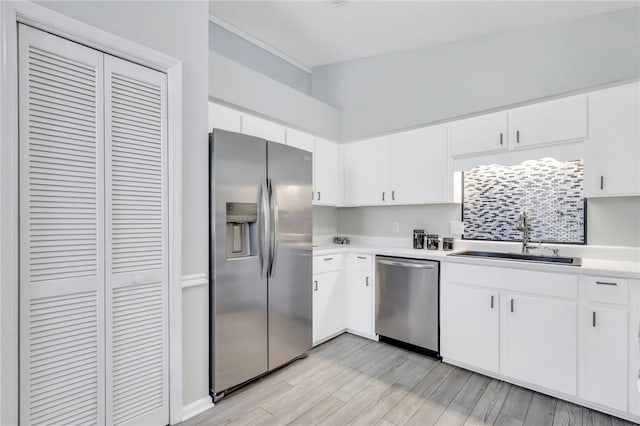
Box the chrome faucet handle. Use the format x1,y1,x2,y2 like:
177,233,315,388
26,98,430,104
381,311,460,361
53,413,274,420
542,246,560,256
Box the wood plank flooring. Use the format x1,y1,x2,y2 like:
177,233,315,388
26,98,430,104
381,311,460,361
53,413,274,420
182,334,637,426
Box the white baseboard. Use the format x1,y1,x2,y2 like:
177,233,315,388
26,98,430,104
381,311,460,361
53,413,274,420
181,396,214,422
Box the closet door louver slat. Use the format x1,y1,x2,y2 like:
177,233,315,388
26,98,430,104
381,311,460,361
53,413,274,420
105,55,169,426
19,24,105,426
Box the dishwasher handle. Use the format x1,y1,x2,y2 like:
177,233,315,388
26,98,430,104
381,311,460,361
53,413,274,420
377,259,436,269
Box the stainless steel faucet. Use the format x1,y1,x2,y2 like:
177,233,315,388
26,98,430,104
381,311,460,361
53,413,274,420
516,212,540,254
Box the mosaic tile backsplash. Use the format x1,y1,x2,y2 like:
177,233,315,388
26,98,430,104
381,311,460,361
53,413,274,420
462,158,585,243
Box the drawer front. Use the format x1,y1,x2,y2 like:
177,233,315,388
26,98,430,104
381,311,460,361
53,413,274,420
351,253,373,271
586,276,628,305
313,254,343,274
447,263,578,299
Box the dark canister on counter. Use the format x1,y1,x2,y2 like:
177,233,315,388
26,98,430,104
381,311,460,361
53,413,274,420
442,237,454,251
413,229,425,249
426,234,440,250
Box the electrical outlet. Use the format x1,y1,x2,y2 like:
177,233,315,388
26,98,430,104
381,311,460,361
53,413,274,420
450,221,464,235
392,222,400,233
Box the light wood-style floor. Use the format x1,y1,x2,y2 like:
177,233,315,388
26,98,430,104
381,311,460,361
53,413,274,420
182,334,637,426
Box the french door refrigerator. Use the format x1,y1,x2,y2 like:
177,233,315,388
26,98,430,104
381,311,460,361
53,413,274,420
209,129,312,400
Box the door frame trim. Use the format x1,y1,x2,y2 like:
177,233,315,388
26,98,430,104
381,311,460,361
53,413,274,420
0,2,183,424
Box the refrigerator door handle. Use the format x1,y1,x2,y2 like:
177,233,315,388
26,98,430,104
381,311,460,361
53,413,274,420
268,179,279,278
259,178,270,278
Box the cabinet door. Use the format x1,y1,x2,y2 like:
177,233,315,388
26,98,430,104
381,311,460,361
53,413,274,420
509,95,587,148
346,270,373,337
312,272,343,344
314,138,343,206
443,284,499,373
579,305,628,412
389,125,450,204
241,113,286,143
312,276,323,345
105,55,169,426
208,102,241,133
343,138,389,206
285,128,314,153
584,82,640,197
449,111,507,156
502,294,577,395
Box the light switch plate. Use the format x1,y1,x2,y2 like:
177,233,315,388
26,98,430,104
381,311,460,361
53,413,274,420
450,221,464,235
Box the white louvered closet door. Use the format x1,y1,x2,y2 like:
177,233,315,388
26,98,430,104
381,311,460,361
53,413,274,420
18,24,106,425
104,55,169,426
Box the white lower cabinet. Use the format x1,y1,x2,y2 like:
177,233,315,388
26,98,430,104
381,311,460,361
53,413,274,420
579,304,629,412
443,284,499,373
312,271,344,344
345,254,374,337
443,264,639,422
501,294,577,396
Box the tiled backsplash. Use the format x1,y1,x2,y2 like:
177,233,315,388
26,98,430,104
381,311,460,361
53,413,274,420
462,158,585,244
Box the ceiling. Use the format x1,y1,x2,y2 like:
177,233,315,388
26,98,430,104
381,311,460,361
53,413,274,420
209,1,639,69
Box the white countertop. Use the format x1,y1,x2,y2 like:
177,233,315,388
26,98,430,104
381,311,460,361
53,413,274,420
312,240,640,279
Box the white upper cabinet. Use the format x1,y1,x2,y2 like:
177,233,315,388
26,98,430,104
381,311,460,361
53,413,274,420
241,113,286,143
208,102,241,133
448,94,587,157
584,82,640,197
389,125,450,204
285,127,315,153
449,111,508,156
509,95,588,147
313,138,343,206
344,126,455,206
344,137,390,206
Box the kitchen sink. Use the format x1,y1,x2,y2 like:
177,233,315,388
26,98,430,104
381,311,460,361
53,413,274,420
447,250,582,266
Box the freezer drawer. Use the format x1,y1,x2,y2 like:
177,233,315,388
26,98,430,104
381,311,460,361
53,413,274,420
375,256,439,353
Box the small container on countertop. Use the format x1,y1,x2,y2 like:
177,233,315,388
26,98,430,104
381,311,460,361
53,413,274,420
413,229,425,249
442,237,454,251
426,234,440,250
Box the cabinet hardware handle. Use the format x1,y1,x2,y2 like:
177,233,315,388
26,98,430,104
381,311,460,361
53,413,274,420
499,133,503,145
312,190,314,200
600,176,604,190
491,295,494,309
365,276,369,286
314,280,318,291
596,281,617,286
592,311,596,327
357,256,367,259
317,191,321,201
392,191,396,201
382,192,385,201
324,257,333,261
516,130,520,143
510,299,514,313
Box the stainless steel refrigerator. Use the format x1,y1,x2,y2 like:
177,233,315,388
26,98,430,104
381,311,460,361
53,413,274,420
209,129,312,400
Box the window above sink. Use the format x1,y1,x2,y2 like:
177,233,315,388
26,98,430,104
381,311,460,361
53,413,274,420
462,158,586,244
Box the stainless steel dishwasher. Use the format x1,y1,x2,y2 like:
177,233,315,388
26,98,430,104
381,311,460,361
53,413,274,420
375,256,440,356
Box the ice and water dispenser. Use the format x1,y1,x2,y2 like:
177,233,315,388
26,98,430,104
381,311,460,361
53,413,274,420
226,202,258,259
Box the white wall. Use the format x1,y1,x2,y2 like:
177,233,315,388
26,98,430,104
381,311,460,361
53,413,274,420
313,206,338,236
588,197,640,247
337,205,461,239
36,0,210,409
312,7,640,141
210,22,311,95
335,199,640,248
210,51,341,141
